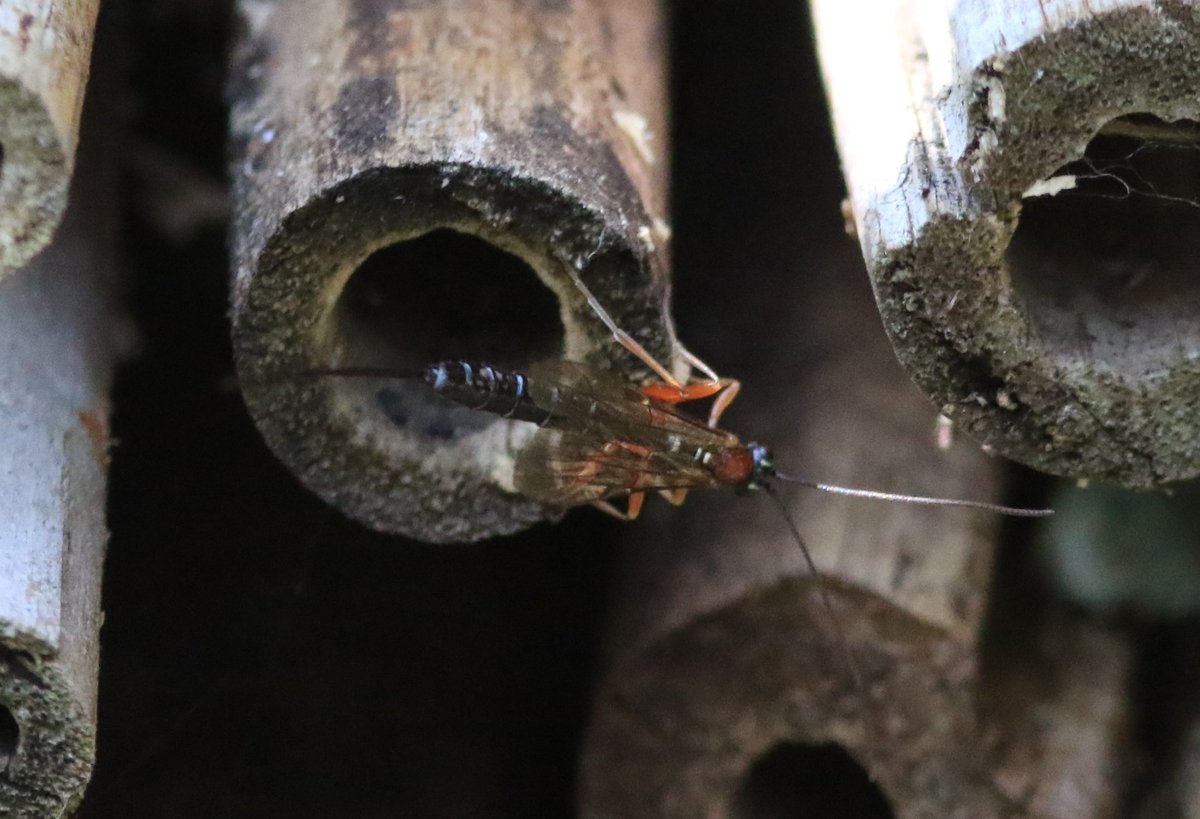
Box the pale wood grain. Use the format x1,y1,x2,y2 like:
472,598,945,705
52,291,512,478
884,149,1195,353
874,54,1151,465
0,56,115,813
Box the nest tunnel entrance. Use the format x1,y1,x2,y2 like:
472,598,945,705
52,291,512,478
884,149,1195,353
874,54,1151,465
329,227,565,439
1008,114,1200,380
0,703,18,773
333,227,564,372
730,741,893,818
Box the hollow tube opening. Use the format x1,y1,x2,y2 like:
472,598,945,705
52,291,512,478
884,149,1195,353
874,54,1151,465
729,741,893,819
333,227,564,372
328,228,565,438
0,703,18,773
1008,114,1200,377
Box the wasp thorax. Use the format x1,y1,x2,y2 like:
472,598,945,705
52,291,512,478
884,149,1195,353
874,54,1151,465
709,446,757,487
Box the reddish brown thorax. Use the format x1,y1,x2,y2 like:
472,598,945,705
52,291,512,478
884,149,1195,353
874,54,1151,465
709,446,755,486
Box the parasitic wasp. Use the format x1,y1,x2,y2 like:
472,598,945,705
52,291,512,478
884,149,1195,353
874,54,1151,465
297,272,1051,717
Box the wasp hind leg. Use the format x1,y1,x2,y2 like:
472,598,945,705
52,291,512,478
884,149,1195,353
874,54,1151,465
677,341,720,383
659,488,688,506
565,261,683,388
640,377,743,429
591,492,645,521
612,327,682,388
566,250,722,392
705,379,741,428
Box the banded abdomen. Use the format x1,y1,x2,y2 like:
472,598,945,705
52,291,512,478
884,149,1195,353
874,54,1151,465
423,361,548,424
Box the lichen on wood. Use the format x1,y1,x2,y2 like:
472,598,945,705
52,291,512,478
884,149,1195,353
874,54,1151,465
813,0,1200,487
0,0,101,278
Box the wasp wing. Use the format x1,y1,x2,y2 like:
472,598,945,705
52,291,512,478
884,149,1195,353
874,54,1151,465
514,427,722,506
516,361,741,506
526,360,737,449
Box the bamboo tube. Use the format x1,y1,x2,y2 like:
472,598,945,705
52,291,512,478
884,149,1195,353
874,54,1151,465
0,0,101,277
980,560,1133,818
812,0,1200,488
578,270,1129,818
229,0,677,542
0,79,116,814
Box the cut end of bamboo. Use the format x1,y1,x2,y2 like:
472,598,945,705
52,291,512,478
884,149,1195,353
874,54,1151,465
233,166,675,542
1008,112,1200,399
0,703,15,768
0,650,94,814
0,78,69,274
236,179,573,542
729,742,891,818
816,1,1200,487
230,0,674,541
579,578,1001,818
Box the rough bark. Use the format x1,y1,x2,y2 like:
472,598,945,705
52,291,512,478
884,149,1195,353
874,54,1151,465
229,0,676,542
0,0,101,277
812,0,1200,487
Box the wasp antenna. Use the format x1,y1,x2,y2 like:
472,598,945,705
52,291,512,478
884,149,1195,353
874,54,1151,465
761,485,869,706
771,473,1054,518
295,366,427,381
247,366,429,389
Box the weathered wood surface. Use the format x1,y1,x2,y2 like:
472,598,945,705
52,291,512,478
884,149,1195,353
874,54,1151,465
0,0,100,277
229,0,676,542
578,269,1130,819
0,56,115,815
812,0,1200,487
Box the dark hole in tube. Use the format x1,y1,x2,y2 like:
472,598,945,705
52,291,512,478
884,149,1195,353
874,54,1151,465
730,741,894,819
331,228,565,435
333,228,564,373
1008,114,1200,375
0,704,18,774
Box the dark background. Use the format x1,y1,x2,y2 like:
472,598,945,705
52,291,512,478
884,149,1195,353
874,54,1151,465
79,1,848,816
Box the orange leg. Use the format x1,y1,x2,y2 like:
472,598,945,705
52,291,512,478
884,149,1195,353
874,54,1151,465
640,379,727,404
626,491,645,518
640,377,742,428
565,262,684,388
578,441,652,521
592,492,645,521
658,488,688,506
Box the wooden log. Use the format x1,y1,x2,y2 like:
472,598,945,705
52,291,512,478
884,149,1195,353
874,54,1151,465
980,554,1133,819
229,0,678,542
0,0,101,277
0,56,116,815
811,0,1200,488
578,270,1129,818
